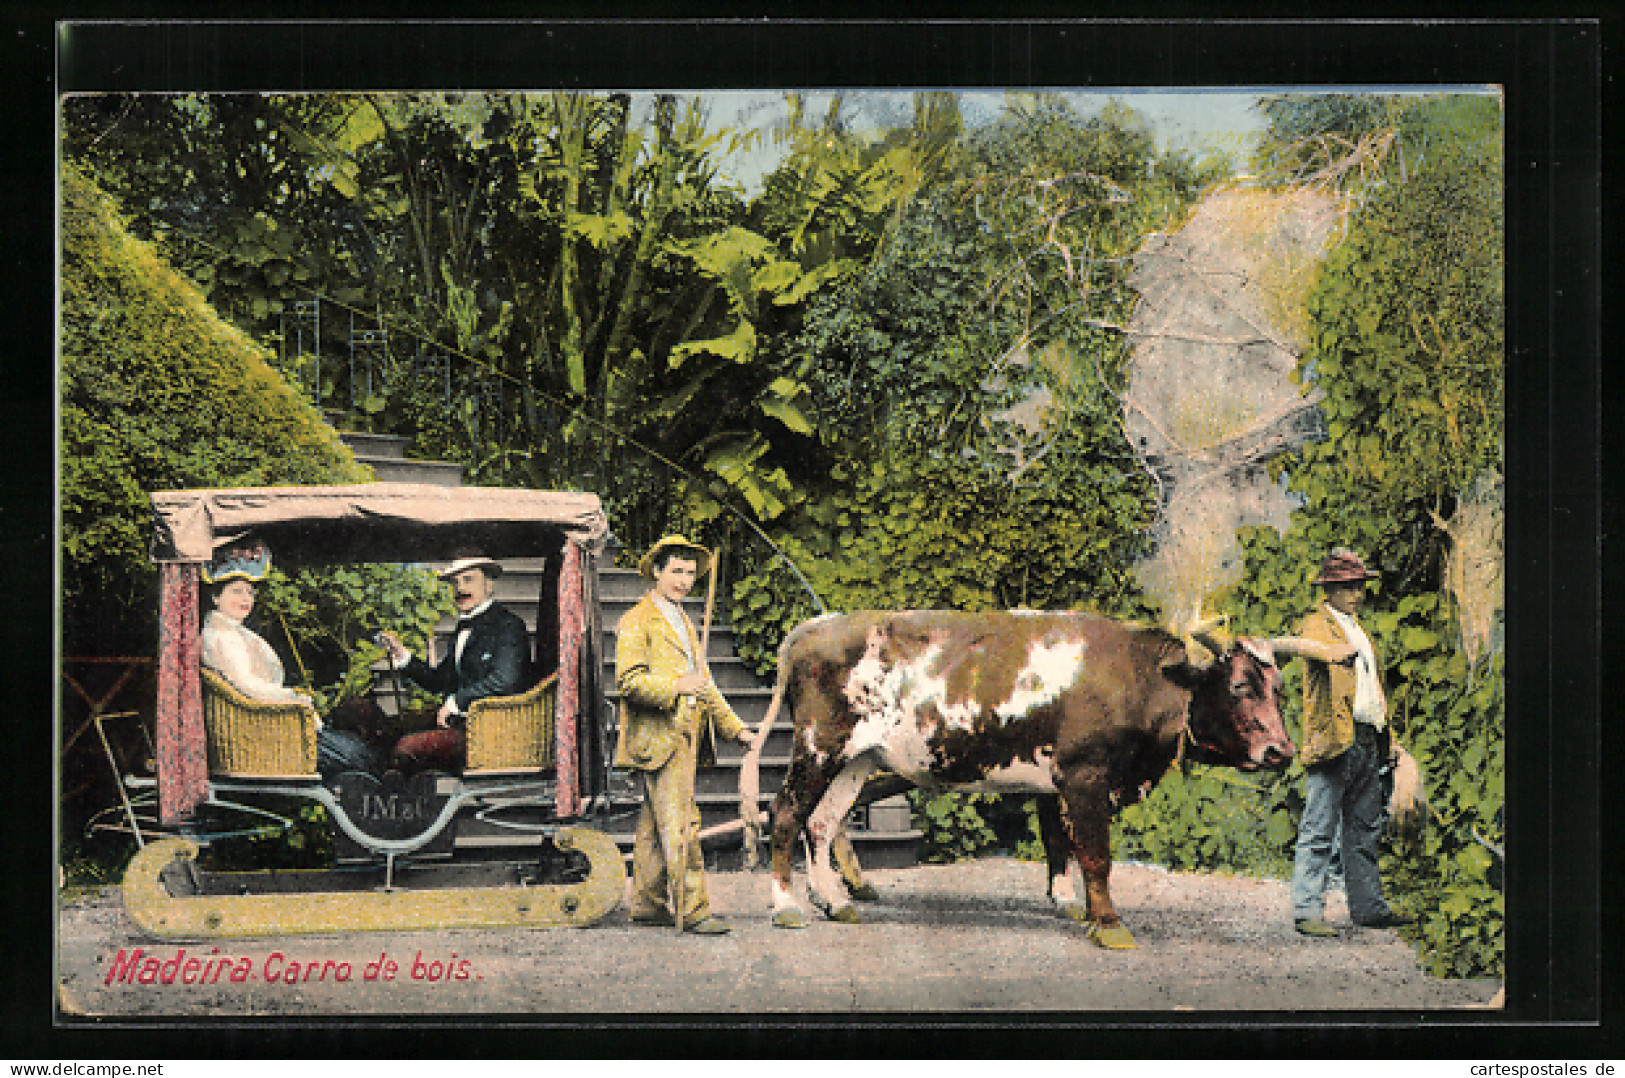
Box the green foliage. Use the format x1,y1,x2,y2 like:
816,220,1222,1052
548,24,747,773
727,97,1196,674
909,789,1046,864
199,800,336,872
62,95,375,353
63,91,895,560
1382,649,1504,978
255,563,451,711
912,790,1000,862
60,831,140,897
1115,769,1297,879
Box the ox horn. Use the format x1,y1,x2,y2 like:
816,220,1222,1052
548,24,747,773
1268,635,1313,661
1185,613,1232,659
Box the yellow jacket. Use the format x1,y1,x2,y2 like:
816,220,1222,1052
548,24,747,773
613,592,745,771
1296,606,1387,767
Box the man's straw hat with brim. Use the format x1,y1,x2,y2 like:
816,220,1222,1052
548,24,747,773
438,553,504,580
638,536,712,580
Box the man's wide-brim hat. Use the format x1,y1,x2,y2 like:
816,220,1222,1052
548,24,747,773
203,539,272,584
638,535,712,580
438,553,504,580
1314,547,1380,586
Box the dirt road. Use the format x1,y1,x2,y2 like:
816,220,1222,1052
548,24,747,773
58,857,1500,1017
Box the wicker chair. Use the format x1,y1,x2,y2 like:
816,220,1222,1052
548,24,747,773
464,673,558,775
199,668,320,779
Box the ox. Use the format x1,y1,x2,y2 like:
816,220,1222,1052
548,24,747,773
740,610,1300,948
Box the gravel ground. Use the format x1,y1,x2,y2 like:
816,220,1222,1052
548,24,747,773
58,858,1501,1017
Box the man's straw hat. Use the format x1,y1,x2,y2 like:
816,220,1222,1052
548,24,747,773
438,552,504,580
638,536,712,580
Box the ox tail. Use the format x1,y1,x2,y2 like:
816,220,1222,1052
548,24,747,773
739,646,791,871
1386,743,1428,829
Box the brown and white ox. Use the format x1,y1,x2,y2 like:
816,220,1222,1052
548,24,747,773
740,610,1298,948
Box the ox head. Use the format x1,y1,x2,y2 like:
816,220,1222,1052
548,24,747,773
1161,623,1295,772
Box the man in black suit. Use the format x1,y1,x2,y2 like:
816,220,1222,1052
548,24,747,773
378,552,531,774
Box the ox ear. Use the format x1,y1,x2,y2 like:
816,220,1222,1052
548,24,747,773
1160,655,1211,691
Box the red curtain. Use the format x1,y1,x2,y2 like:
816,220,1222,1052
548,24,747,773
156,563,209,824
553,538,586,818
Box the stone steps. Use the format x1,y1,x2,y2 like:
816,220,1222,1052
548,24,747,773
345,429,465,487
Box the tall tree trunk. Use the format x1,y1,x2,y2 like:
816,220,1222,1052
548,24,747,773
553,91,591,405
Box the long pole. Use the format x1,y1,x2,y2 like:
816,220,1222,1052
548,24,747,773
672,543,720,933
697,543,720,679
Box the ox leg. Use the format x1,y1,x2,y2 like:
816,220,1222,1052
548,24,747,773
1037,795,1088,923
832,824,879,902
768,749,842,929
1058,782,1138,950
804,756,882,924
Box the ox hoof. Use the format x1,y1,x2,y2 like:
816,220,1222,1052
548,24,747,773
1055,902,1092,924
846,882,881,902
772,908,809,930
827,904,861,924
1087,923,1138,950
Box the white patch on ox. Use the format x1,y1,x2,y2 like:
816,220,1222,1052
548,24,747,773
841,625,890,717
841,643,951,778
840,633,1085,786
1049,860,1082,905
994,636,1087,722
800,722,826,766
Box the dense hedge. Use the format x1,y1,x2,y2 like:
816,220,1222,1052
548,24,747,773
60,164,369,654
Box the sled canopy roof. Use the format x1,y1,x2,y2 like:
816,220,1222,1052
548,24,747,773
149,482,609,567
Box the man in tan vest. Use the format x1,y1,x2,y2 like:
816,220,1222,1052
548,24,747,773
1288,548,1415,937
614,536,752,934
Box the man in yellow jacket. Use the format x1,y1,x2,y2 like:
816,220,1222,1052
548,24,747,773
1288,548,1415,937
615,536,752,934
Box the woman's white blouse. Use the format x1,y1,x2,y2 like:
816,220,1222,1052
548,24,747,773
201,610,310,707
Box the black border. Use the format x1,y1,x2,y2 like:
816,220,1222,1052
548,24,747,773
7,10,1612,1060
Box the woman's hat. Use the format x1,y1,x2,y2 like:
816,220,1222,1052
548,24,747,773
1314,547,1380,586
438,553,504,580
203,540,272,585
638,536,712,580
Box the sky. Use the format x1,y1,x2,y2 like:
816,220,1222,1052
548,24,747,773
694,88,1272,192
678,86,1497,194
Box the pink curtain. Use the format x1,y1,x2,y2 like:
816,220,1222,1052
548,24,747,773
553,538,586,818
157,563,209,824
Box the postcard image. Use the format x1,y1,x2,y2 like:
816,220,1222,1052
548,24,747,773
56,65,1512,1020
